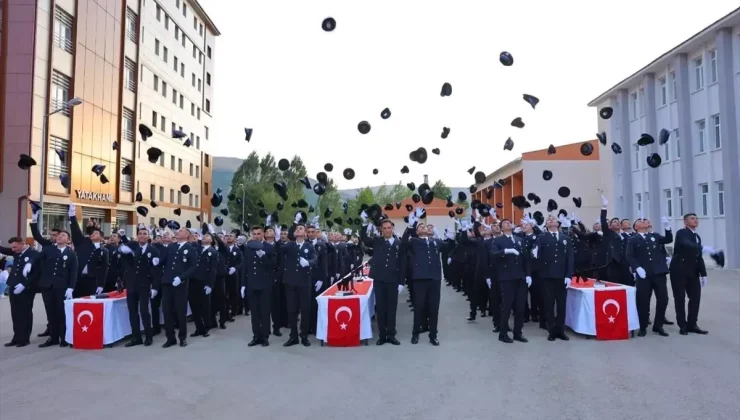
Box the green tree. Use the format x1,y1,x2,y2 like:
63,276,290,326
315,177,345,230
432,179,452,199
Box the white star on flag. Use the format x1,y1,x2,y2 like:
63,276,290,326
340,323,347,330
82,325,89,332
608,316,615,323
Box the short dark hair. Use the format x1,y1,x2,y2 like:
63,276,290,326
137,227,149,234
264,226,274,233
251,225,263,232
609,218,620,224
683,213,697,220
56,230,70,238
620,219,630,223
500,218,511,225
295,223,306,229
380,220,394,227
8,237,23,244
51,228,61,234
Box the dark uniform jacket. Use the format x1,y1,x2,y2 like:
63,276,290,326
310,238,329,282
625,231,673,276
279,240,318,287
160,242,198,285
37,245,78,290
193,246,219,288
241,241,277,291
105,244,123,285
120,243,161,291
70,216,109,287
401,224,450,281
534,231,574,280
600,209,626,264
359,229,405,285
669,228,707,277
490,234,529,281
0,246,39,289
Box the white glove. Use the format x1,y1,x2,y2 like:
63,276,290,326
118,229,126,236
294,213,303,224
65,288,74,299
360,211,368,222
597,231,603,236
601,195,608,208
661,216,671,231
532,246,538,258
343,228,351,236
68,203,76,218
241,286,245,298
525,276,532,288
666,257,671,265
95,287,103,295
229,267,237,275
447,257,452,264
299,257,309,267
415,207,424,218
119,244,133,254
152,257,160,266
636,267,646,279
22,263,32,277
433,227,440,238
700,276,707,288
273,224,281,238
256,250,265,258
82,265,88,275
514,227,522,234
31,212,39,223
172,277,182,287
504,248,520,256
398,285,404,294
408,214,417,226
564,278,571,287
702,246,715,254
350,264,355,270
204,286,212,295
486,278,491,289
559,215,572,228
265,214,272,227
314,281,323,292
312,215,320,226
13,284,25,294
573,213,581,224
150,289,158,299
336,273,340,280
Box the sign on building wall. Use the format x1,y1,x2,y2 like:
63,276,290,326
75,190,114,203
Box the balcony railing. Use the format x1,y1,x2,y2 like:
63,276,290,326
50,98,71,116
53,33,73,54
122,129,134,142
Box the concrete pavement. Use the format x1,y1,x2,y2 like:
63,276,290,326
1,270,738,420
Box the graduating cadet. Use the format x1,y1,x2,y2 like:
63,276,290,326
222,231,243,324
280,214,318,347
490,219,530,343
36,230,78,348
241,226,277,347
160,228,198,348
0,237,39,347
190,229,219,338
669,213,714,336
534,215,574,341
119,226,161,346
519,217,543,328
626,217,673,337
359,217,405,345
104,231,124,291
67,205,109,297
271,225,291,335
209,231,229,329
29,210,59,339
401,208,450,346
151,231,172,335
307,220,328,334
600,196,633,286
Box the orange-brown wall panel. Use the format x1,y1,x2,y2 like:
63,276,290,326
512,171,524,222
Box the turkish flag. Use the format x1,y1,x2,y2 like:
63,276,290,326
73,302,104,349
327,297,361,347
594,289,629,340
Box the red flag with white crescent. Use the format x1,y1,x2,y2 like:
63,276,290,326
327,297,361,347
594,289,629,340
73,302,104,349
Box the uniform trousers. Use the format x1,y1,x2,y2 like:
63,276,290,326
375,282,399,339
669,270,702,329
248,287,272,340
9,289,34,343
309,280,326,334
542,278,567,335
74,274,97,298
161,283,189,341
41,287,66,342
636,274,668,330
285,284,311,339
450,261,465,290
150,288,162,331
224,272,240,317
489,278,501,328
188,281,212,333
126,287,152,340
608,262,634,286
272,282,287,331
210,276,229,326
499,278,527,336
412,279,440,339
526,273,543,320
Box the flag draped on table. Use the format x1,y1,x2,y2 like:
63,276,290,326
73,302,104,349
594,289,629,340
327,297,361,347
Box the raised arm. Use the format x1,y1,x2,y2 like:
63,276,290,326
30,221,51,247
69,215,87,247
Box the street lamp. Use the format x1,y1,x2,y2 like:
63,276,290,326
237,183,246,222
37,97,83,233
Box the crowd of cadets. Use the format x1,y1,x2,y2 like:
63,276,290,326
1,193,715,349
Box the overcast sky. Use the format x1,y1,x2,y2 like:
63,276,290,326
200,0,739,189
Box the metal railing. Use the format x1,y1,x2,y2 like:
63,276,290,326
53,33,73,53
50,98,70,116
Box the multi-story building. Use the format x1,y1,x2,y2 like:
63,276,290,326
471,140,613,227
0,0,219,240
587,7,739,268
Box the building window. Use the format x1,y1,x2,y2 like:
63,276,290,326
663,137,670,161
638,88,644,115
693,57,704,90
196,136,200,149
630,92,637,119
177,191,182,204
207,46,212,58
670,71,677,100
175,26,180,41
174,56,178,72
711,114,721,149
659,77,666,106
181,34,186,48
189,194,193,206
197,107,200,119
199,23,204,36
156,4,161,21
189,163,194,176
674,128,680,159
160,115,165,131
53,6,74,54
124,58,136,91
192,44,196,59
121,158,133,191
178,158,183,173
170,189,175,203
172,88,177,104
153,74,159,91
196,166,200,178
677,187,684,217
191,73,196,87
122,107,135,142
183,3,187,17
191,103,195,116
204,154,210,167
170,155,175,170
163,46,168,63
150,184,155,200
155,39,160,56
696,119,706,153
161,81,167,97
205,99,210,113
636,193,642,214
193,16,197,30
195,195,200,207
51,71,72,116
179,94,184,109
176,0,180,9
171,122,176,133
126,7,138,43
716,182,724,216
708,49,717,84
165,15,170,30
206,72,211,86
204,182,209,195
633,144,640,170
48,136,69,178
664,189,672,218
199,52,203,64
180,63,185,77
159,186,164,202
197,78,201,91
205,126,209,140
699,184,709,216
159,153,164,167
152,110,158,127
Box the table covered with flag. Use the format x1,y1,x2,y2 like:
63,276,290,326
316,274,375,347
64,291,130,349
565,278,639,340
